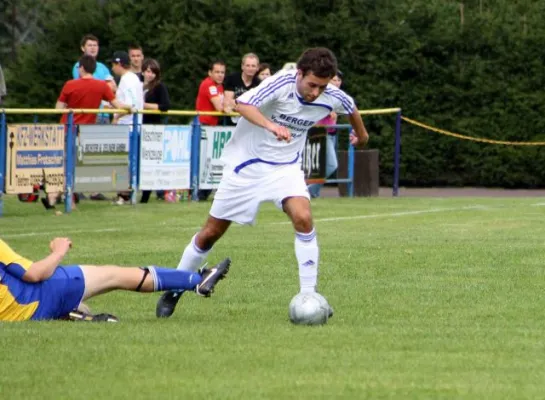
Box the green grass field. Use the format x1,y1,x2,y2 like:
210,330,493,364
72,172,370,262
2,195,545,399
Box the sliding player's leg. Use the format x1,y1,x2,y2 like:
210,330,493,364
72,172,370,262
80,261,230,301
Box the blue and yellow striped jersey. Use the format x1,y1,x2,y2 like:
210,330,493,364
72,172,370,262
0,239,38,321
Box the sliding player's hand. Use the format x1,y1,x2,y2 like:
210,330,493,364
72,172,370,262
50,237,72,254
268,124,292,143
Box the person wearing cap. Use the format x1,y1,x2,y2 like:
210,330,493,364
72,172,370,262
308,70,344,198
110,51,144,125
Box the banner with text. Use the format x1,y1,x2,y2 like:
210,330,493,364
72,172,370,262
76,125,130,192
139,125,191,190
5,124,65,194
301,127,327,183
199,126,233,190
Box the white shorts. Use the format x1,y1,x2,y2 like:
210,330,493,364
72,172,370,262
209,163,310,225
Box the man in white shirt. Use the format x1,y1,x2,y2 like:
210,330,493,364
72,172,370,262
156,47,369,319
110,51,143,125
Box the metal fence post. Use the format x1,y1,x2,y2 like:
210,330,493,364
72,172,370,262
393,110,402,197
0,111,6,217
348,135,355,198
64,112,74,213
130,113,140,205
190,116,201,201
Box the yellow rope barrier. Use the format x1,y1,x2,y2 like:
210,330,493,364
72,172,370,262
402,116,545,146
0,107,401,117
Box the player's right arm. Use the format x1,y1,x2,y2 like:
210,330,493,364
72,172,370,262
21,238,72,282
236,103,291,142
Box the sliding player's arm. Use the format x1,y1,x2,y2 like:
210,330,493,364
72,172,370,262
1,238,72,283
236,103,291,142
22,238,72,282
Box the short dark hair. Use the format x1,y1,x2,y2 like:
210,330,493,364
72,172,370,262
296,47,338,79
80,34,99,48
128,43,143,52
78,55,97,74
209,60,225,71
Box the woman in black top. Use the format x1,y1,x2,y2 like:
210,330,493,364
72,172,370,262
141,58,171,203
142,58,170,124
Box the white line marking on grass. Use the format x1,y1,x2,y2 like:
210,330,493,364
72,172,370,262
272,205,491,225
531,203,545,206
3,226,202,239
2,206,492,238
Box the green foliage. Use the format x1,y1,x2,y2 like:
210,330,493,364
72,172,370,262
3,0,545,186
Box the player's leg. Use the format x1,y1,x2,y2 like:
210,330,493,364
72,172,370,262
157,168,260,318
155,216,232,318
80,261,230,301
282,196,319,294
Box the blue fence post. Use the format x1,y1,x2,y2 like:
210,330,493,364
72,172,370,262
64,112,75,214
348,131,355,198
393,110,402,197
190,116,201,201
129,113,140,205
0,110,6,217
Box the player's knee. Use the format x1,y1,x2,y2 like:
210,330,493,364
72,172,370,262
291,209,313,232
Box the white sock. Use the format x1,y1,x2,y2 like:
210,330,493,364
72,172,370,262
177,234,211,272
295,228,319,293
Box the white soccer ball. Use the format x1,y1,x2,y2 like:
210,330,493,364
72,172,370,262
288,292,331,326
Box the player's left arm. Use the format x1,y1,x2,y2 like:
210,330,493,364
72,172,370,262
348,107,369,147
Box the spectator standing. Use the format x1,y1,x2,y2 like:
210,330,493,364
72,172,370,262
195,60,226,126
72,34,116,124
223,53,260,125
141,58,171,204
110,51,144,125
142,58,170,124
57,55,135,125
128,44,145,82
257,63,272,81
52,55,135,210
307,70,344,198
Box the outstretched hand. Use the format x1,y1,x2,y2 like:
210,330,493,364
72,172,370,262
50,237,72,254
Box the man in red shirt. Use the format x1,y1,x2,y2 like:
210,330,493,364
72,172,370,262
195,60,226,125
56,55,134,125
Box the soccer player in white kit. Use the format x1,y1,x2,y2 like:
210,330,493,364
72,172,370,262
156,47,369,318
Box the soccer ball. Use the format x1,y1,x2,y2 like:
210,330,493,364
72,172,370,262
288,292,331,326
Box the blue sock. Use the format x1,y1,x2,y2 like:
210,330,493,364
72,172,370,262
148,267,203,292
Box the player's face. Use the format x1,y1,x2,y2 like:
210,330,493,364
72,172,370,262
143,67,156,84
209,64,226,85
241,57,259,78
129,49,144,69
82,40,99,58
296,71,331,103
330,75,342,88
258,68,271,81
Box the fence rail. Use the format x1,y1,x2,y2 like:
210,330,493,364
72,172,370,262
0,107,402,216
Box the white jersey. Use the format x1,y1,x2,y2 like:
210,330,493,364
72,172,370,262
116,71,143,125
222,69,355,173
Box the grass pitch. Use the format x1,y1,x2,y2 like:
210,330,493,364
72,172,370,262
2,195,545,399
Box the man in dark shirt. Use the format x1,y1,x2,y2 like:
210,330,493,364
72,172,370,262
223,53,261,125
